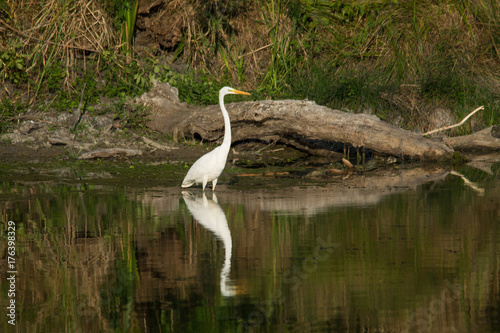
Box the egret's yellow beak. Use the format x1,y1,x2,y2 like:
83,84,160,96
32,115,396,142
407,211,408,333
230,89,251,95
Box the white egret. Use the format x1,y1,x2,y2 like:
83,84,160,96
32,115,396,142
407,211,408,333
181,86,251,191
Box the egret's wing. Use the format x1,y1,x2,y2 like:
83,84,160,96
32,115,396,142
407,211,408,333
182,148,222,186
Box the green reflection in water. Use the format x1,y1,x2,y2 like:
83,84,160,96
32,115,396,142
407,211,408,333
0,164,499,332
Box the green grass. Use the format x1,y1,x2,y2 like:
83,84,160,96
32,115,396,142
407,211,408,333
0,0,499,135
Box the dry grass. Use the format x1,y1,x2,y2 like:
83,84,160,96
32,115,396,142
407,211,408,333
1,0,117,95
9,0,117,51
154,0,499,95
151,0,305,90
0,0,498,129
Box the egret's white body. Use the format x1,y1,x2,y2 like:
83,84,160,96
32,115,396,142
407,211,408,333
181,87,250,191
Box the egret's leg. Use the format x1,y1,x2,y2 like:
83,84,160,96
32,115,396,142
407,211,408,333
212,178,218,191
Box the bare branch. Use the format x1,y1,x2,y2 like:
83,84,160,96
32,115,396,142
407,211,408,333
423,106,484,136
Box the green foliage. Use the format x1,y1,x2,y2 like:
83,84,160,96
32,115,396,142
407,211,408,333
0,41,28,87
277,0,500,130
45,61,67,93
120,0,138,53
114,102,150,130
100,0,137,34
176,76,220,105
0,0,8,15
0,98,24,133
0,0,499,135
259,0,296,93
286,61,392,110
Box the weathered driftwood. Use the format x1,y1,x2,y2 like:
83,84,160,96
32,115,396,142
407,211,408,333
137,82,455,159
78,148,143,159
445,126,500,151
177,100,452,159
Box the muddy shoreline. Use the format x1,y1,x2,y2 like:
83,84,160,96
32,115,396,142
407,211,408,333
0,108,498,188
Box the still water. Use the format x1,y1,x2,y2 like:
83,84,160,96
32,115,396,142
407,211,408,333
1,160,500,332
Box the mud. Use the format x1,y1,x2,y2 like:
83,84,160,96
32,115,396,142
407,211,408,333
0,115,307,167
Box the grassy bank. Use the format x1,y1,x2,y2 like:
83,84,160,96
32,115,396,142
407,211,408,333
0,0,499,134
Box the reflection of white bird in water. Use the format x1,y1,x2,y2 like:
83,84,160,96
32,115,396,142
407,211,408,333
182,87,251,191
182,191,236,297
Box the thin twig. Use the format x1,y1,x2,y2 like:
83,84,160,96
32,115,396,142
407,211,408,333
73,83,87,131
238,43,273,59
422,106,484,136
342,158,354,169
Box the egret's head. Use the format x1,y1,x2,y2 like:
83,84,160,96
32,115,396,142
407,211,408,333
221,86,251,96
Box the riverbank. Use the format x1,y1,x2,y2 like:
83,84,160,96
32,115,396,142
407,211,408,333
1,0,499,137
0,106,308,169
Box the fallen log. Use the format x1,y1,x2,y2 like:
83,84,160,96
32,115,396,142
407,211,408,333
137,82,453,159
445,126,500,151
177,99,452,159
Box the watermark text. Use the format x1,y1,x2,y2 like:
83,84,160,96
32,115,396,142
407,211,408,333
6,220,17,326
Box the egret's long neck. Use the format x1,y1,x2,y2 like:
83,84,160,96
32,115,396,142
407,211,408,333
219,93,231,150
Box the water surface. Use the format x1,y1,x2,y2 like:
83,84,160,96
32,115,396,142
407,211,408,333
1,160,499,332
